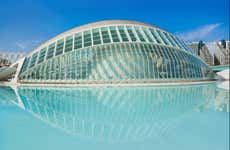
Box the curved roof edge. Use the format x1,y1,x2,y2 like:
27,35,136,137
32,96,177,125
26,20,165,57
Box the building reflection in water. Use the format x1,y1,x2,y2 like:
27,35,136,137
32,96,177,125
1,83,229,142
0,86,17,105
213,88,229,112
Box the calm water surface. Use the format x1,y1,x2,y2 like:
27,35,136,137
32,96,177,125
0,82,229,150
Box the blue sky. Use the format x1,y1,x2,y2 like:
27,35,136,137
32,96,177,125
0,0,229,53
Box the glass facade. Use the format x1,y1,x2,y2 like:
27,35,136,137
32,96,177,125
18,22,214,83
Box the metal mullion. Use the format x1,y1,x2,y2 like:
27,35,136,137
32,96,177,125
166,47,174,78
183,52,193,78
61,38,66,55
53,41,57,58
142,28,154,43
166,33,179,48
107,26,113,44
128,43,135,80
121,44,131,80
131,26,141,42
138,44,146,80
160,46,171,79
99,28,104,45
173,49,183,79
134,43,142,79
181,51,190,79
147,28,157,43
71,35,74,51
139,27,149,43
151,45,161,79
165,47,176,79
80,32,84,49
153,45,167,80
123,26,132,42
144,45,156,79
161,32,173,47
117,44,129,80
142,44,150,80
89,29,93,47
99,46,109,81
124,44,131,80
126,43,135,80
173,36,185,50
112,44,124,80
109,44,117,80
177,50,188,79
154,29,165,45
171,49,181,79
115,26,123,42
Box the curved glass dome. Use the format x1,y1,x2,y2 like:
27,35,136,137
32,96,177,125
18,20,214,83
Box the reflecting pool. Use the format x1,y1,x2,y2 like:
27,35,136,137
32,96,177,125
0,83,229,150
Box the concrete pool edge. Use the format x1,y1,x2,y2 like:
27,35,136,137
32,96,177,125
0,80,217,87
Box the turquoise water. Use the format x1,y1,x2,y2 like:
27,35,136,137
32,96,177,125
212,65,230,71
0,83,229,150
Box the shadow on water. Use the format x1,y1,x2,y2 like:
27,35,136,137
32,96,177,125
0,83,229,143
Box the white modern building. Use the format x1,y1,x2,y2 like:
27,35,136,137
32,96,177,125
0,20,215,83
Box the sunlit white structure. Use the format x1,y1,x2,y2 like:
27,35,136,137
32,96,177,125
1,20,214,83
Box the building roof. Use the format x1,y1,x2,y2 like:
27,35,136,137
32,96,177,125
26,20,165,57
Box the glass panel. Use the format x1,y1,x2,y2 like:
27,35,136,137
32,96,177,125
117,26,129,42
149,29,162,44
46,43,55,60
109,26,120,42
92,28,101,45
19,42,212,82
37,47,47,64
134,27,146,42
29,52,38,68
83,30,92,47
55,39,64,56
74,32,82,49
126,26,137,41
20,57,30,73
156,30,169,45
101,27,111,43
64,35,73,52
142,27,154,42
163,32,177,47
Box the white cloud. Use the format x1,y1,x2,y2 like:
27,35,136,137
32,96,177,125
176,23,223,42
16,42,26,49
16,40,41,51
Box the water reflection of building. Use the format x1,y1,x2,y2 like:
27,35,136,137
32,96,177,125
14,84,216,142
0,83,228,142
197,85,229,113
213,89,229,112
0,86,17,105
